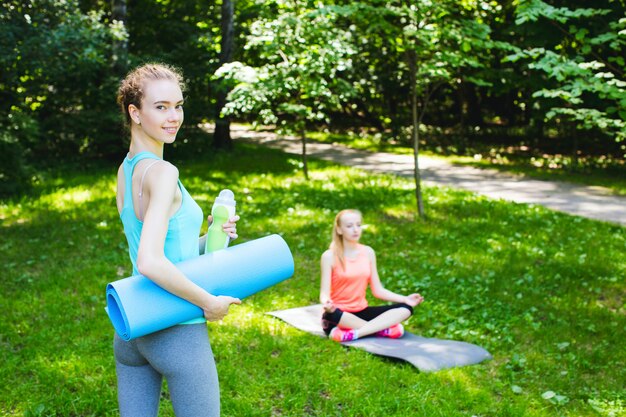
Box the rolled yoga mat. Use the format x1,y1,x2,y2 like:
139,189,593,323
106,234,294,341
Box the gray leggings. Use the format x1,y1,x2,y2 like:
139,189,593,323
114,323,219,417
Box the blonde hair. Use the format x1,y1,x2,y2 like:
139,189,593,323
329,209,362,270
116,63,186,126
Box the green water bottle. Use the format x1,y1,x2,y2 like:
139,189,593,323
205,189,236,253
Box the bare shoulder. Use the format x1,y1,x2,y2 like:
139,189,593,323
144,160,179,186
139,160,179,203
116,163,125,189
116,163,124,187
361,244,376,256
321,249,335,267
321,249,334,262
151,160,179,178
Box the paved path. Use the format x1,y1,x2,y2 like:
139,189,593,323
225,125,625,227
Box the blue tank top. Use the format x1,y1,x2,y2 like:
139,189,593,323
120,151,205,325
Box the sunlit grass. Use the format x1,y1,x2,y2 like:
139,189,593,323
1,142,625,416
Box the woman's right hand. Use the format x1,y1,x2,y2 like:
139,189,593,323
323,299,336,313
203,295,241,321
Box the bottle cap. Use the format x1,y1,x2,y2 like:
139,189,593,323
214,189,236,207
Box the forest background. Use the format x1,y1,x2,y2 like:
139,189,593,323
1,0,625,198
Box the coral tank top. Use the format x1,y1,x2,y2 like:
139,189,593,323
330,244,371,312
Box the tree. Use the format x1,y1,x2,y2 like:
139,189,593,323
335,1,496,217
399,1,495,217
111,0,129,75
212,0,235,150
506,0,626,160
215,1,356,179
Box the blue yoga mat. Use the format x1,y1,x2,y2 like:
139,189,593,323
106,234,294,341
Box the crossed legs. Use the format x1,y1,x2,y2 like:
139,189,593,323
338,307,412,337
322,303,414,338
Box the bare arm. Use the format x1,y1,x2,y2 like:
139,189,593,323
136,163,240,320
367,246,424,307
320,250,335,312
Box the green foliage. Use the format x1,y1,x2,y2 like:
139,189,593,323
2,0,625,199
216,2,357,135
0,0,126,195
392,0,494,85
0,109,38,197
122,0,226,127
1,143,625,416
507,0,626,144
515,0,609,25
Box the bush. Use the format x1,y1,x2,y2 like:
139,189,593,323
0,1,126,195
0,110,40,198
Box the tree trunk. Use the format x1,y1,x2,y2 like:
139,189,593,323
111,0,128,75
301,128,309,180
408,50,425,218
571,125,579,171
458,80,482,127
213,0,235,150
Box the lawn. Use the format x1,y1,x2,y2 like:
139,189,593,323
1,142,624,416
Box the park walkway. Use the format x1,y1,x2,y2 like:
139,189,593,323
222,125,626,227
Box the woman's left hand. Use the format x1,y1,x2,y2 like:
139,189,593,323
207,214,240,240
222,215,240,240
404,293,424,307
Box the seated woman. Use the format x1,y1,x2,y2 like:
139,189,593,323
320,209,424,342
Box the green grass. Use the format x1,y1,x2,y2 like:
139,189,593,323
307,131,626,196
1,142,625,416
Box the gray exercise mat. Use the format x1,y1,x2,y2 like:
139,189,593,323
267,304,492,372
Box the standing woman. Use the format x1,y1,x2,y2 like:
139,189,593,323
114,63,240,416
320,209,424,342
